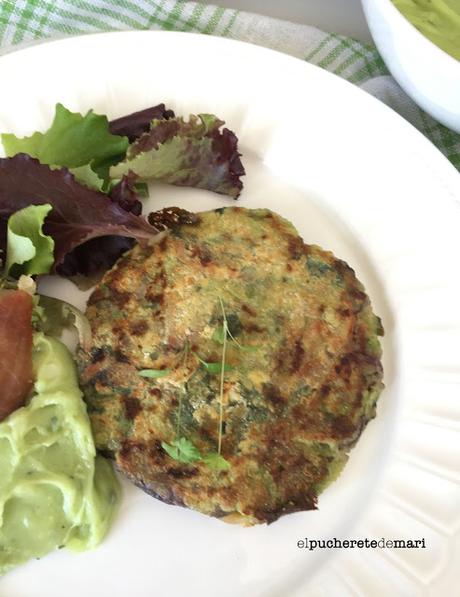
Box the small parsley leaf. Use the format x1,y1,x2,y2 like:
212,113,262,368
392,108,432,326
139,368,172,378
202,452,231,471
161,437,202,464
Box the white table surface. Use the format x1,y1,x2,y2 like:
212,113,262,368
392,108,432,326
204,0,372,43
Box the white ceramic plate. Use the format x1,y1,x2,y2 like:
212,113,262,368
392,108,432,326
0,31,459,597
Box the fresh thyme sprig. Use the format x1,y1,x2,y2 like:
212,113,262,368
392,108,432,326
216,297,227,455
196,354,234,374
156,339,231,470
141,297,258,471
162,341,192,463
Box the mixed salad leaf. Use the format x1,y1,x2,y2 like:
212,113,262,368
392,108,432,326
108,103,175,142
6,204,54,277
0,102,244,280
0,154,156,274
111,114,244,198
2,103,128,184
59,172,145,277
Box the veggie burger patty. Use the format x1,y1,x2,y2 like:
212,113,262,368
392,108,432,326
77,207,384,525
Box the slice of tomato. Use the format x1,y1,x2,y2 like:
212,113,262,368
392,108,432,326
0,289,33,422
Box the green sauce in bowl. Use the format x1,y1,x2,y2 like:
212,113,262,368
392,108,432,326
392,0,460,61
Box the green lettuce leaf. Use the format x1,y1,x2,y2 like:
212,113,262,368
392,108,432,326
5,204,54,276
68,164,104,191
110,114,244,198
2,103,128,176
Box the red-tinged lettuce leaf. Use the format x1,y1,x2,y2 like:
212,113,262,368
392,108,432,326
55,173,144,277
0,154,157,274
59,236,136,277
108,173,142,215
109,104,175,142
59,173,143,276
63,207,200,277
110,114,245,199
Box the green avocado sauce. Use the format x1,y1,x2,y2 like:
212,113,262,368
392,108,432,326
0,333,120,575
392,0,460,61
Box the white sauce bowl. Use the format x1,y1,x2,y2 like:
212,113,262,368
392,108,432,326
362,0,460,133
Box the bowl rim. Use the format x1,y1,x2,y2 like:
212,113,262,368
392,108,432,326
363,0,460,69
